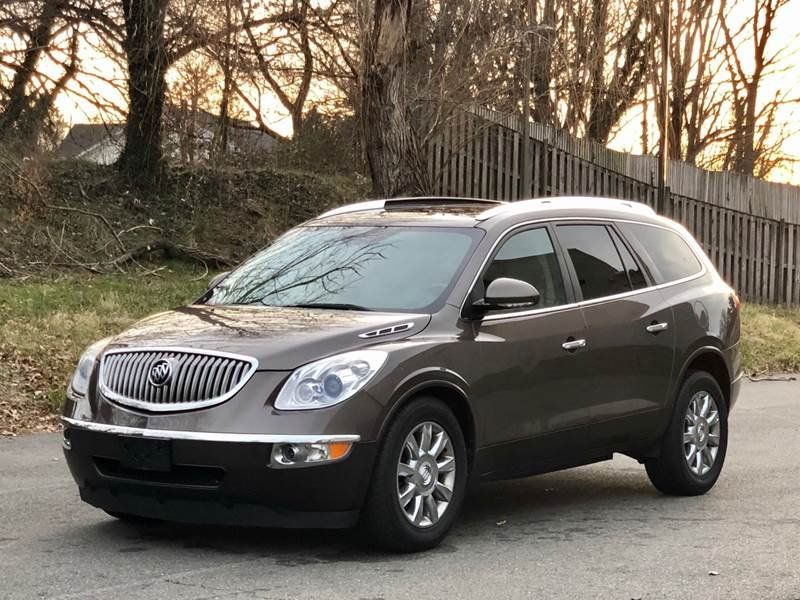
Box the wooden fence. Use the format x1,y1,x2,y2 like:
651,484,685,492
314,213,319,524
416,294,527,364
427,106,800,306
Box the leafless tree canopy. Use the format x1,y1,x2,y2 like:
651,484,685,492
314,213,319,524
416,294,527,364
0,0,796,188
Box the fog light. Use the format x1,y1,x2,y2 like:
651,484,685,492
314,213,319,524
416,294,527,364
62,429,72,450
270,441,353,468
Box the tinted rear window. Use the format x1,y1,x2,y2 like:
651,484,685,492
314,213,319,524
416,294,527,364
619,223,702,284
609,228,648,289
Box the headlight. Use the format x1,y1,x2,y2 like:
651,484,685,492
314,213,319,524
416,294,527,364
275,350,387,410
69,338,111,397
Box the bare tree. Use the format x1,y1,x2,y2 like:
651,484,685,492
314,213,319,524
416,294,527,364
357,0,523,195
0,0,118,148
666,0,729,164
236,1,313,137
718,0,793,177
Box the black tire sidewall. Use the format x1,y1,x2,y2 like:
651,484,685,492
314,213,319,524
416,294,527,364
362,397,468,551
668,371,729,492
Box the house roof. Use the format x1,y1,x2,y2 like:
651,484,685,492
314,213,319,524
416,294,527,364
55,123,124,159
55,106,278,160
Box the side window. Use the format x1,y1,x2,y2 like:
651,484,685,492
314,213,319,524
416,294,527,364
609,228,648,290
619,222,703,283
482,227,567,309
556,224,632,300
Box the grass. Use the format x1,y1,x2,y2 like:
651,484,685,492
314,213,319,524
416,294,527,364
1,271,798,434
741,303,800,375
0,264,207,433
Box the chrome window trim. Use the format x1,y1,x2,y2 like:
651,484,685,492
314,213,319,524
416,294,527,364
62,417,360,444
98,346,259,412
461,216,708,322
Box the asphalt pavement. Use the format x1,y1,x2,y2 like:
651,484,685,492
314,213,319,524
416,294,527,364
1,379,798,599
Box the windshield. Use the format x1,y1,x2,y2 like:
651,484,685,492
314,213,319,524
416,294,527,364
203,225,483,313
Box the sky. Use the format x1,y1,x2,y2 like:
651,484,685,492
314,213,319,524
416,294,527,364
606,0,800,185
45,1,800,185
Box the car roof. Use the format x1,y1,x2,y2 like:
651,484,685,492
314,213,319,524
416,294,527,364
306,196,665,229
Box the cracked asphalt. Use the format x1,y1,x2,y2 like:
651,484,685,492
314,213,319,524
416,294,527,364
1,379,799,600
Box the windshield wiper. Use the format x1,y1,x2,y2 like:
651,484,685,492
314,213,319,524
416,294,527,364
281,302,373,311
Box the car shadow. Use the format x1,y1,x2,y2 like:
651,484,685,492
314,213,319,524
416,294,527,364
83,460,667,563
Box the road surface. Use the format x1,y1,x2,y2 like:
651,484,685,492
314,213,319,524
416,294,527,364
1,379,798,599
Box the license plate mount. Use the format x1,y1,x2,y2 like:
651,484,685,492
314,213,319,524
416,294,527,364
119,436,173,472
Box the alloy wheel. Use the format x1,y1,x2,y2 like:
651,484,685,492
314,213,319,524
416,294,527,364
396,421,456,528
683,390,721,476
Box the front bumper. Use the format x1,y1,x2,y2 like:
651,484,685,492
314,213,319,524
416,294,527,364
62,420,377,529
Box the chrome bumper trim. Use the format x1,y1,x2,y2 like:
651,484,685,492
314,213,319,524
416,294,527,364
61,417,361,444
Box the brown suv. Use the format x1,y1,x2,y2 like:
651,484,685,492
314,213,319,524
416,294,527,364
62,196,742,551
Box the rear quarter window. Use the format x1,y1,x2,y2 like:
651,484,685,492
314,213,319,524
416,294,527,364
618,222,703,284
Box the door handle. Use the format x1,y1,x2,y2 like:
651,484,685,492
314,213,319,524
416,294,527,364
561,338,587,352
646,322,669,334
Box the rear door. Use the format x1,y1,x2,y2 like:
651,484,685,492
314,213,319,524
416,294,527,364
553,222,676,448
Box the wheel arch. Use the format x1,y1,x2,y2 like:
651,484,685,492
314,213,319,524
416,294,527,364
637,346,732,462
379,369,476,469
676,346,731,411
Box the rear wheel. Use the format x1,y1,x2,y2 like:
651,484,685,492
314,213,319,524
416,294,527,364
646,371,728,495
360,397,468,552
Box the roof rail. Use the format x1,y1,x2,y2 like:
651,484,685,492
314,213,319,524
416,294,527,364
318,196,506,219
476,196,656,220
317,200,386,219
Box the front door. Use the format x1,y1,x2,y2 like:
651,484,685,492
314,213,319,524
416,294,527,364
459,225,596,477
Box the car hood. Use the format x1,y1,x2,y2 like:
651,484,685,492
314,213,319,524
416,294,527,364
104,305,430,370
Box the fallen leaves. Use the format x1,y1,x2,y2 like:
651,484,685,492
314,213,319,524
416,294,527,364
0,346,62,434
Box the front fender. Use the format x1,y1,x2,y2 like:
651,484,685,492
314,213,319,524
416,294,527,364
376,366,471,442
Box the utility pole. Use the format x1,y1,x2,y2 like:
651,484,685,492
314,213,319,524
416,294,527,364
519,0,535,200
519,2,550,200
520,44,532,199
657,0,671,213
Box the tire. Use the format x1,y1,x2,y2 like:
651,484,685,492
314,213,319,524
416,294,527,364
360,397,468,552
646,370,728,496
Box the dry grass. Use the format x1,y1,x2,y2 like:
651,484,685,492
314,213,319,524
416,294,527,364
741,303,800,375
0,265,206,434
0,160,364,277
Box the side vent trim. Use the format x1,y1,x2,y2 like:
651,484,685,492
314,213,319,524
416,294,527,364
358,322,415,339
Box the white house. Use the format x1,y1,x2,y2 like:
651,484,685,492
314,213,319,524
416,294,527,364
56,107,278,164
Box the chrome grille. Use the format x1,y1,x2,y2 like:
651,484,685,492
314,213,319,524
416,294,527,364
98,348,258,412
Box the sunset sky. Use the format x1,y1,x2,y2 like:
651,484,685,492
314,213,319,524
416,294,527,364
47,1,800,186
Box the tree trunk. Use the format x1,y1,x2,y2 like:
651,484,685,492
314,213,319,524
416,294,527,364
117,0,168,188
735,82,758,175
360,0,429,197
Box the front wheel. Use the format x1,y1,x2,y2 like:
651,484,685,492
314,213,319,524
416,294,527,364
360,397,468,552
646,371,728,496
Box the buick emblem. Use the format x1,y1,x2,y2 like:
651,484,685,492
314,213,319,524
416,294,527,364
148,359,174,387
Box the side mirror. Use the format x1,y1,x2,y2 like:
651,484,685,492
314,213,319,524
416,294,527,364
474,277,541,312
208,271,230,290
